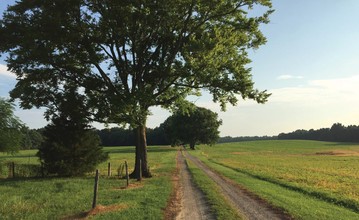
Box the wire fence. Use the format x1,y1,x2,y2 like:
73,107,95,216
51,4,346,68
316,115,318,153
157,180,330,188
0,161,132,179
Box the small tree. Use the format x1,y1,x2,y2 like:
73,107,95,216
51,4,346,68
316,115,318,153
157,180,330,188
37,87,108,176
0,97,23,153
164,106,222,149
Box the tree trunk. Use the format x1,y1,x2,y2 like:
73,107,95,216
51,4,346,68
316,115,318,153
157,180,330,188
190,142,195,150
129,124,152,178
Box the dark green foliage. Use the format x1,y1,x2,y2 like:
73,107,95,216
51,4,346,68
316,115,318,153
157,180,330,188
218,135,277,143
97,128,135,146
0,97,24,153
97,126,169,146
38,123,107,176
164,107,222,149
1,0,272,177
146,126,170,146
278,123,359,142
37,87,108,176
20,127,44,149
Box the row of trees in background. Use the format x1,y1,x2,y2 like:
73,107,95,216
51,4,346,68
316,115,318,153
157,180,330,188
278,123,359,142
1,98,221,153
9,121,359,154
218,135,276,143
98,127,168,146
98,106,222,149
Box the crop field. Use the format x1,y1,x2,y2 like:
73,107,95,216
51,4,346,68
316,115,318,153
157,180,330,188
0,146,177,219
189,140,359,219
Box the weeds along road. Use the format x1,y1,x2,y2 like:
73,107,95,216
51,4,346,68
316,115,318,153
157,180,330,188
180,149,292,220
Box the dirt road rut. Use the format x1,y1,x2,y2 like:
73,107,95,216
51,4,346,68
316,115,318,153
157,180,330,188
177,149,292,220
176,150,215,220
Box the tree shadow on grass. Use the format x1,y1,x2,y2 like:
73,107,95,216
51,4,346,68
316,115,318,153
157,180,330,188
106,146,178,154
0,176,91,188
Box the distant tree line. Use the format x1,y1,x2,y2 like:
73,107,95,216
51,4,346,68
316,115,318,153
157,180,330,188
97,127,169,146
26,126,277,147
278,123,359,142
218,135,277,143
12,122,359,150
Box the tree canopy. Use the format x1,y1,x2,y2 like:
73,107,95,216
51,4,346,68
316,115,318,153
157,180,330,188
164,106,222,149
0,0,273,177
278,123,359,142
0,97,24,153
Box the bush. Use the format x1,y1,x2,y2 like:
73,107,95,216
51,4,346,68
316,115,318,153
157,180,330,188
37,117,108,177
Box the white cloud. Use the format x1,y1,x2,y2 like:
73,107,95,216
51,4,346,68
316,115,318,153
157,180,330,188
277,74,303,80
271,75,359,105
190,74,359,136
0,64,16,78
309,75,359,93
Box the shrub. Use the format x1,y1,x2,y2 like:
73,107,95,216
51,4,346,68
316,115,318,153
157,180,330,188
37,116,108,177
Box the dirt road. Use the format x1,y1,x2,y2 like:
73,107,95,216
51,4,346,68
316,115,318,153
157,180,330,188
176,150,215,220
175,149,292,220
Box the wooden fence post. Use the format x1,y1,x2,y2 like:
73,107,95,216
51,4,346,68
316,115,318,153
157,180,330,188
108,162,111,177
41,163,45,178
125,161,129,187
12,162,15,178
92,169,99,209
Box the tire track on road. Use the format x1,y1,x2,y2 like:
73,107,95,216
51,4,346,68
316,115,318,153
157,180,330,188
176,150,215,220
183,149,292,220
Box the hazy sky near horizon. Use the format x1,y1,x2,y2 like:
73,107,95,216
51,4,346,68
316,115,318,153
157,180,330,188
1,0,359,136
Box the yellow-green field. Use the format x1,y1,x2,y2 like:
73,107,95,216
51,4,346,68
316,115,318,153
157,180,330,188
189,140,359,219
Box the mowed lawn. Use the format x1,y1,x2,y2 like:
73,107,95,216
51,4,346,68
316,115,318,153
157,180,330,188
0,146,177,220
189,140,359,219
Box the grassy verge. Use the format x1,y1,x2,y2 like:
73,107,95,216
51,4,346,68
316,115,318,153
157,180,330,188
184,154,243,220
188,140,359,219
0,146,177,220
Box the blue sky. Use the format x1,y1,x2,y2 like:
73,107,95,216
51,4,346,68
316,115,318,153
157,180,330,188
1,0,359,136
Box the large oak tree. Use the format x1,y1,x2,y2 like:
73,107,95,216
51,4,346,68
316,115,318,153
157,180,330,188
0,0,272,177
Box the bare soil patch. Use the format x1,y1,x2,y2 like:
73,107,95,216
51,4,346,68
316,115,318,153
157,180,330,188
112,181,144,190
315,150,359,157
163,151,182,220
62,204,128,220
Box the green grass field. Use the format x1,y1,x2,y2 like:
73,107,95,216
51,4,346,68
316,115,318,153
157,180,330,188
188,140,359,219
0,146,177,219
2,140,359,219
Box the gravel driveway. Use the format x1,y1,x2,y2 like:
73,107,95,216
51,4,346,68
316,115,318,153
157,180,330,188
174,148,292,220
